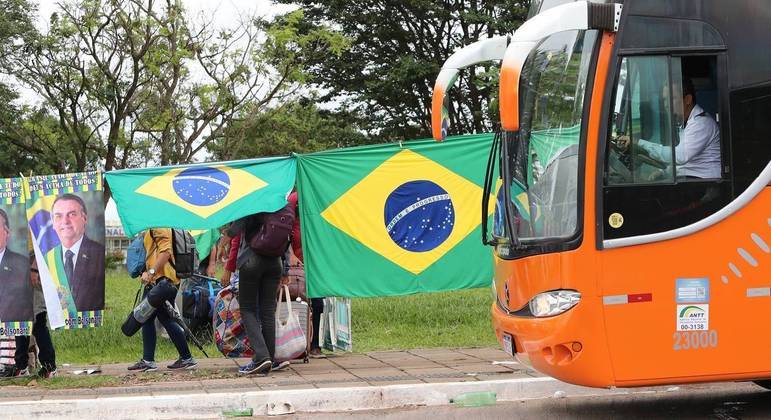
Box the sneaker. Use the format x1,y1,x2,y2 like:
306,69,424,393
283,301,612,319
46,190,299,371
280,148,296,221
167,357,198,370
127,359,158,372
309,348,326,359
238,359,272,375
13,367,29,377
272,360,290,371
38,367,57,379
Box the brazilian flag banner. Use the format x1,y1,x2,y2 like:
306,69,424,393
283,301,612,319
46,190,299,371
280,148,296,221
297,133,495,298
106,157,296,237
0,178,33,336
25,172,105,330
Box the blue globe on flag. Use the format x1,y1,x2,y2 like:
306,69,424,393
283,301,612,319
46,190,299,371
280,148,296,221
173,167,231,206
384,180,454,252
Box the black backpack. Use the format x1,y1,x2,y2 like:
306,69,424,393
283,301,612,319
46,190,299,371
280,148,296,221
150,229,198,279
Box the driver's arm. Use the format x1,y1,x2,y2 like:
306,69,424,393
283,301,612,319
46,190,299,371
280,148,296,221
615,133,670,163
636,138,678,164
636,116,717,166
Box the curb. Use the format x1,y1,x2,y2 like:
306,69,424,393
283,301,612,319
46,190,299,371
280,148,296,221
0,377,634,419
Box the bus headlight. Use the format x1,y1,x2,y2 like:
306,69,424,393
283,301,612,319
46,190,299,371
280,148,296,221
528,290,581,317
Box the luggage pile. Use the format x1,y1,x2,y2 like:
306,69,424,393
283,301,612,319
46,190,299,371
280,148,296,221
180,274,221,344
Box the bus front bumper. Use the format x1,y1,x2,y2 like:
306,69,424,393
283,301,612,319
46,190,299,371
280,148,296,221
491,301,615,388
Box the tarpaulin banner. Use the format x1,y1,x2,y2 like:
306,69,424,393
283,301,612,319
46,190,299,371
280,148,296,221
0,178,33,336
25,172,105,329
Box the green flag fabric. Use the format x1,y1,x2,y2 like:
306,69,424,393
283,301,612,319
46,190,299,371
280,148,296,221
191,228,221,260
106,157,296,237
297,133,495,298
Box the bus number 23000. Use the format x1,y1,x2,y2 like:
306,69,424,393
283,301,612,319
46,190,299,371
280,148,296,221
673,330,718,351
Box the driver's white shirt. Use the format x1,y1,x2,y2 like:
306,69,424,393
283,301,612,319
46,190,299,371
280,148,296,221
637,104,721,179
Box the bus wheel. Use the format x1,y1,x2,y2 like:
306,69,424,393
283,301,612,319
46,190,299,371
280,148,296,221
753,381,771,391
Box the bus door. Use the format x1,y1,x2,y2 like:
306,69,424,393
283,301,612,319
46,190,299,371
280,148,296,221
598,47,747,383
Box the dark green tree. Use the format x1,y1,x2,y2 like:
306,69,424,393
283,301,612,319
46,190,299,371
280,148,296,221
209,98,369,160
0,92,80,177
271,0,530,141
0,0,36,63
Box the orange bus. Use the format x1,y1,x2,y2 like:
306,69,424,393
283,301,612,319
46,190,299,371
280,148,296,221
432,0,771,388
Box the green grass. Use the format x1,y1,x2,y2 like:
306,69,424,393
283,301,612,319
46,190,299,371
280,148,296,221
50,270,497,365
0,368,241,389
1,375,121,389
52,271,219,365
351,288,498,352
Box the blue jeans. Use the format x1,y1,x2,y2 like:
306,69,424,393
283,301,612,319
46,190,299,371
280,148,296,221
141,279,191,361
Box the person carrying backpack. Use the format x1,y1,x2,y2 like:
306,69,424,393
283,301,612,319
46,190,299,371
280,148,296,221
127,228,197,372
221,203,294,375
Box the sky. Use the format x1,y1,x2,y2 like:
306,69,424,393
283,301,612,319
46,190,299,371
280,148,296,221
31,0,293,223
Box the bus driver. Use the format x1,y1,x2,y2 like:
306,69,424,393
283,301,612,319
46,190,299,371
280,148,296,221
617,79,721,180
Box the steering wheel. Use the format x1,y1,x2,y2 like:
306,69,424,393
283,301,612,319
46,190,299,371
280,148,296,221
607,136,633,182
611,136,668,170
609,136,625,155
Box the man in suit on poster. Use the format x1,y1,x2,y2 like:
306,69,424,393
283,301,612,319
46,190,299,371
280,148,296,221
0,209,32,322
51,194,105,311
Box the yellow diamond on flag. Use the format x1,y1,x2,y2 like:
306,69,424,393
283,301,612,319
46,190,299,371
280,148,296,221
321,149,493,275
135,165,267,219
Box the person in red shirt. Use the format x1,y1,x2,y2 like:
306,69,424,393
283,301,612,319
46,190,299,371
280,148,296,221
286,192,302,261
286,191,324,358
220,234,241,287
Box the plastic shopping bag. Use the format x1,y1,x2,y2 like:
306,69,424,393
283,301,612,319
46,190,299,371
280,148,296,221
274,285,307,362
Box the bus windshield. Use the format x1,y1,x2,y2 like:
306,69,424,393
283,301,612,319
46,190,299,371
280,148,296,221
501,29,597,242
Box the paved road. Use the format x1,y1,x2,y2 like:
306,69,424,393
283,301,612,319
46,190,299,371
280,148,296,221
283,381,771,420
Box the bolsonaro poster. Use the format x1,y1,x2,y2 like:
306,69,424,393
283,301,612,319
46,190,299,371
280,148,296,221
0,178,33,336
25,172,105,329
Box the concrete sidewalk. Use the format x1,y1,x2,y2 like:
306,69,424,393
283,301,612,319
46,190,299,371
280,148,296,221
0,347,538,401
